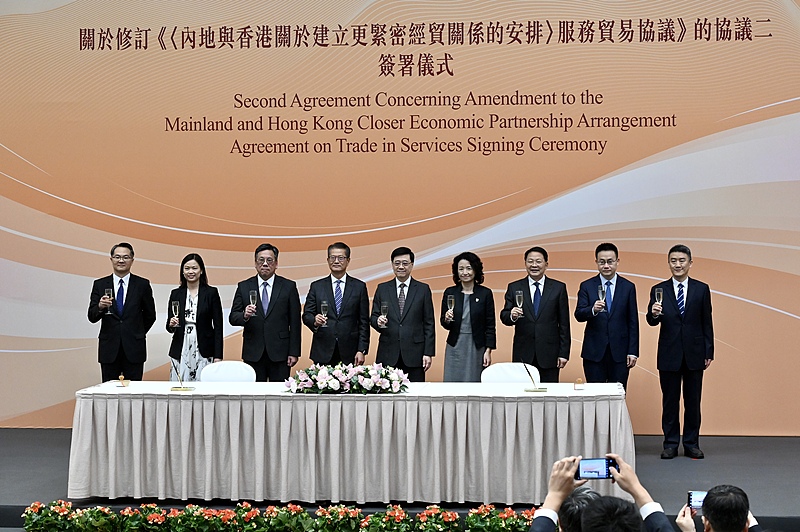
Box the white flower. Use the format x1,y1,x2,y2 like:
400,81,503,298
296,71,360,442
329,378,341,391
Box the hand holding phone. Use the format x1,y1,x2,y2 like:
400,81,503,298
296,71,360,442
688,490,707,510
574,457,620,480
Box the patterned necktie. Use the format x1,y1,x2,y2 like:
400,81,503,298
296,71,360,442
677,283,685,315
605,280,613,313
334,280,343,314
261,282,270,315
116,279,124,314
398,283,406,316
533,281,541,317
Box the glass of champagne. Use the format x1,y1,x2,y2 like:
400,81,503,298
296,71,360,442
515,290,524,308
249,290,258,307
597,284,606,312
171,301,180,323
447,294,455,311
320,300,329,327
379,301,389,328
654,287,664,305
104,288,114,314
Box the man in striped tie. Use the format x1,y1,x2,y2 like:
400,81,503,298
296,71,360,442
303,242,370,366
646,244,714,460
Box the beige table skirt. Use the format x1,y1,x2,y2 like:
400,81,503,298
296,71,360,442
68,381,635,503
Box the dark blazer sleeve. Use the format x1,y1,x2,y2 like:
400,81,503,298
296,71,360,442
288,280,302,358
574,278,595,323
229,280,249,327
624,280,640,356
499,281,518,326
439,285,458,330
530,516,557,532
302,280,320,332
482,285,497,350
208,286,224,359
165,287,182,333
645,282,664,326
356,281,371,354
422,283,436,356
555,281,571,360
643,511,674,532
87,278,106,323
138,276,157,334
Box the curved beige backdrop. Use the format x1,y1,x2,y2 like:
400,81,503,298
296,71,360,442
1,0,799,435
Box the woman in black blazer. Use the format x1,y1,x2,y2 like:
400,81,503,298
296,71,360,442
440,251,496,381
166,253,223,381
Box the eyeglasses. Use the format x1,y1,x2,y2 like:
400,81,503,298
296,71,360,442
596,259,617,266
112,255,132,261
393,261,412,267
328,256,349,263
256,257,276,265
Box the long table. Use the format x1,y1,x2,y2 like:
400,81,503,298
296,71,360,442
67,381,634,504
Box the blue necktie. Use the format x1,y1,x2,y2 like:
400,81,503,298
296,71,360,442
398,283,406,316
116,279,124,314
334,280,343,314
261,282,270,315
533,281,541,317
605,280,613,313
677,283,685,315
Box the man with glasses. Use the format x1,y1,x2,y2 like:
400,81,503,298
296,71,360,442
574,243,639,389
229,243,301,381
500,246,570,383
88,242,157,382
302,242,370,366
370,247,435,382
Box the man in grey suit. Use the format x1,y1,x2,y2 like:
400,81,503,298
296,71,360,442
229,243,301,382
500,246,570,382
646,244,714,460
303,242,370,366
88,242,156,382
370,246,435,382
575,243,639,389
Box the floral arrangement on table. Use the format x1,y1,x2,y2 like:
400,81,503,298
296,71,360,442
463,505,536,532
414,505,461,532
360,505,414,532
21,501,539,532
286,363,410,394
315,505,364,532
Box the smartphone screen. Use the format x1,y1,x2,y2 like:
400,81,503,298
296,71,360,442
688,490,707,509
575,458,618,479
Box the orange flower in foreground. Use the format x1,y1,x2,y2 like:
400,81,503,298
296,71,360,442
418,514,428,523
167,508,181,518
288,503,304,514
361,516,371,528
147,513,165,524
443,511,458,522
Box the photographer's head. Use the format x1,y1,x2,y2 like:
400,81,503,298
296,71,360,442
702,485,750,532
559,486,600,532
581,496,642,532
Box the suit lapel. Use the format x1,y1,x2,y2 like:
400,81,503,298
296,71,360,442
323,277,337,317
521,279,536,321
663,280,681,317
399,279,417,322
265,276,281,319
337,277,353,317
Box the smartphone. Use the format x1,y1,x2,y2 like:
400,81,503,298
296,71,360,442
688,490,707,510
574,458,619,479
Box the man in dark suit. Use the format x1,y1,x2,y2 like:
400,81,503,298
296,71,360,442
229,243,301,382
646,244,714,460
303,242,370,366
575,243,639,389
370,246,435,382
500,246,570,383
677,484,762,532
87,242,157,382
530,454,673,532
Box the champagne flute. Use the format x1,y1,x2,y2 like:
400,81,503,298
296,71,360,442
379,301,389,328
249,290,258,307
597,284,606,312
447,295,455,311
171,300,180,324
515,290,524,308
654,287,664,305
104,288,114,314
320,300,329,327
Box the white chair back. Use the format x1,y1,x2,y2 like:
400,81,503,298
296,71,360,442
481,362,541,386
199,361,257,382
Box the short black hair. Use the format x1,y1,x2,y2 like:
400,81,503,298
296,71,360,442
327,242,351,258
254,243,279,260
595,243,618,259
702,485,749,532
451,251,485,285
391,246,414,263
179,253,208,287
668,244,692,260
559,486,600,532
524,246,548,262
581,496,642,532
110,242,134,258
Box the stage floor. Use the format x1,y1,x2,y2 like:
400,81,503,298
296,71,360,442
1,429,798,530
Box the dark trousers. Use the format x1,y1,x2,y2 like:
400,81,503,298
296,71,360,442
101,346,144,382
583,345,630,389
394,357,426,382
245,352,291,382
535,365,560,383
659,360,704,449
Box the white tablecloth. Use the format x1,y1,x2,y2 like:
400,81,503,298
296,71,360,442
67,381,635,503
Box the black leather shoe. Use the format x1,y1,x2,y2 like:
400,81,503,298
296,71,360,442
661,448,678,459
685,447,705,459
